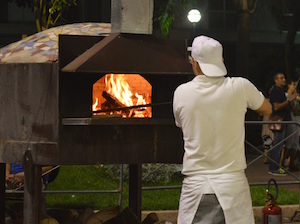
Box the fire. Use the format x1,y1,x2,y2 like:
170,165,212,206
93,97,99,111
93,74,152,118
105,74,134,107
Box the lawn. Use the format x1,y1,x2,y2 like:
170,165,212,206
46,165,299,211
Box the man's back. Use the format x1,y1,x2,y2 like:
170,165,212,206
173,75,264,175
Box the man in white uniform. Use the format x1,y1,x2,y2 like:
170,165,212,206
173,36,272,224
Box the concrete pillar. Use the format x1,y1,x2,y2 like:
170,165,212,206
111,0,153,34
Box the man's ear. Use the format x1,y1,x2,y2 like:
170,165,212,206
193,59,202,75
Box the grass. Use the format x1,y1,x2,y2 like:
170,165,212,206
250,185,299,206
46,165,299,211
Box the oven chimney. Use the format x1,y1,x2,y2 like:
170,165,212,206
111,0,153,34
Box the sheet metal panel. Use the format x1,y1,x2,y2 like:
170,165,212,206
59,119,184,165
0,63,59,164
61,34,193,75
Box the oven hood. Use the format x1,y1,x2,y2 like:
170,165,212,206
61,33,193,75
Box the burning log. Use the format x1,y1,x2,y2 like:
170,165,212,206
101,91,133,117
102,91,125,109
94,102,170,114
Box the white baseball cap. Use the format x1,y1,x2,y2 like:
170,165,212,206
191,35,227,77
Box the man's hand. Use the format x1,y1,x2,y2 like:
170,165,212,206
290,92,298,101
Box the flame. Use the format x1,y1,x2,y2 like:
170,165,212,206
93,74,151,118
93,97,99,111
106,74,133,107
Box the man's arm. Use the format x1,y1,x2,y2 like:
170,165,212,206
42,166,54,175
273,91,298,111
273,101,289,111
255,98,272,116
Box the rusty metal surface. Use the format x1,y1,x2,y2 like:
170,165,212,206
61,33,193,75
59,123,183,165
0,63,59,164
58,35,105,71
62,117,175,125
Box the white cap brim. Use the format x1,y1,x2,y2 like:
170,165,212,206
197,60,227,77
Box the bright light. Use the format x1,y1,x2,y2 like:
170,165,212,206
187,9,201,23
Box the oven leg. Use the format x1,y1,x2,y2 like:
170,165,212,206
129,163,142,221
0,163,5,224
23,150,42,224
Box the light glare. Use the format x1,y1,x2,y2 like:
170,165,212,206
187,9,201,23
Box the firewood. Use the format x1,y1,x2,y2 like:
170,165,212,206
102,91,133,117
102,91,126,108
86,206,121,224
103,207,140,224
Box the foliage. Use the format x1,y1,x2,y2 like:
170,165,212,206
154,0,192,37
47,0,77,29
9,0,76,32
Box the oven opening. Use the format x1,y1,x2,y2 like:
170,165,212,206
92,74,152,118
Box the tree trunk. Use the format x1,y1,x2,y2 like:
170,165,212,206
41,2,47,30
236,10,250,77
33,0,41,32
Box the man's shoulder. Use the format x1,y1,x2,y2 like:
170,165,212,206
224,76,252,86
175,80,193,91
225,76,249,82
270,85,282,94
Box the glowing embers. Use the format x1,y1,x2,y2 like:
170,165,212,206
93,74,152,118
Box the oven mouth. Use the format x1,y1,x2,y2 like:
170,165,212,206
92,74,152,118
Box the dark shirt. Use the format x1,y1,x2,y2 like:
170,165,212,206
269,85,291,121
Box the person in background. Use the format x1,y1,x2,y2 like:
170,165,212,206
173,35,271,224
284,80,300,171
269,73,297,176
5,163,59,223
6,163,54,189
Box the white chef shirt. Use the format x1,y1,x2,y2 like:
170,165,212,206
173,75,264,223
